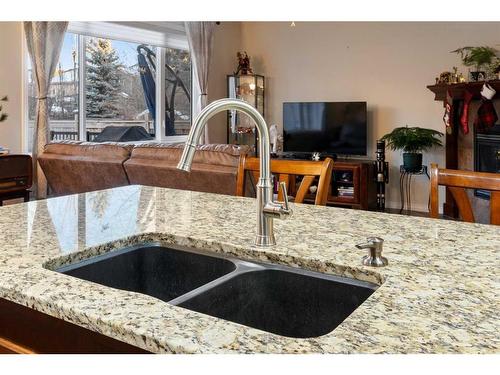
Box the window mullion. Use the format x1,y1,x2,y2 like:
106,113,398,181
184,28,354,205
155,46,166,141
78,34,86,141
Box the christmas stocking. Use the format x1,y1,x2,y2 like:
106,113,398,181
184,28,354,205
443,89,453,134
460,90,473,135
474,83,497,131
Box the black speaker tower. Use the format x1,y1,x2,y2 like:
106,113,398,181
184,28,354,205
374,140,389,211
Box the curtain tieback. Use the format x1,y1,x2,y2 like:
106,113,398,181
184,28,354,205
36,96,48,100
200,93,207,96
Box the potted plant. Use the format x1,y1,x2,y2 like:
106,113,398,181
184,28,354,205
491,57,500,80
380,126,444,172
451,46,498,81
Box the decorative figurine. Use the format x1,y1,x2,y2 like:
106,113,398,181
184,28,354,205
438,71,453,84
451,67,457,83
435,69,466,85
234,51,253,75
374,140,389,211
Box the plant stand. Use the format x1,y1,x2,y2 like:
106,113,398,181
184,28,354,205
399,165,430,214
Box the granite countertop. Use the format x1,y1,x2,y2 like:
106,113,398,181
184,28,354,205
0,185,498,353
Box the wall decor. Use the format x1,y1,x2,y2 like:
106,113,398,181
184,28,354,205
234,51,253,75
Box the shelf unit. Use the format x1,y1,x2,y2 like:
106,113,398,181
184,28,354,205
226,74,265,155
291,159,377,210
427,79,500,101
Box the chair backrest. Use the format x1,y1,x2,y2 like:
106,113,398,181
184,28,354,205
430,163,500,225
236,156,334,205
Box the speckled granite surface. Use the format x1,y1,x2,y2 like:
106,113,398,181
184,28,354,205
0,185,498,353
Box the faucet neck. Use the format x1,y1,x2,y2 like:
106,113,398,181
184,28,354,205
177,98,289,247
179,99,271,182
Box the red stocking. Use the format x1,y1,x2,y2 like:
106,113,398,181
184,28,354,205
443,90,453,134
460,90,473,134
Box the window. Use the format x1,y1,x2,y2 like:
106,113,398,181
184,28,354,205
164,47,192,136
84,38,156,140
26,24,192,151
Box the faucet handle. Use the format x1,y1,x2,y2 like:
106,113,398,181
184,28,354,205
264,182,293,219
279,182,290,211
355,237,388,267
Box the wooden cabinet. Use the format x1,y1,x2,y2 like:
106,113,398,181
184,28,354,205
301,159,377,210
0,298,149,354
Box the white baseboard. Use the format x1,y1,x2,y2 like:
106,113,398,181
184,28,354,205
385,200,432,214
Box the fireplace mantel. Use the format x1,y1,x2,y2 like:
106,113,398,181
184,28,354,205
427,79,499,220
427,79,500,102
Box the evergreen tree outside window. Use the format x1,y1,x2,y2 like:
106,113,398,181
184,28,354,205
84,37,154,136
85,38,122,119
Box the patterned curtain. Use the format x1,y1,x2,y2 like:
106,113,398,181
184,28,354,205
24,21,68,198
185,22,216,144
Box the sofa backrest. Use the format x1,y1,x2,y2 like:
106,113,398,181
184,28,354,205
38,141,133,196
124,143,250,195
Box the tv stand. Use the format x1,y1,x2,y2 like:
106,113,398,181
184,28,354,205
277,152,314,160
276,152,340,161
277,155,377,210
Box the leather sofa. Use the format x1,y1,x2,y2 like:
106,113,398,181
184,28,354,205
38,141,133,195
38,141,250,197
124,143,246,196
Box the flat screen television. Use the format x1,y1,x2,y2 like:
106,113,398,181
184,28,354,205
283,102,367,156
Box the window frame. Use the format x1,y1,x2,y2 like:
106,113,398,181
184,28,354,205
23,22,193,152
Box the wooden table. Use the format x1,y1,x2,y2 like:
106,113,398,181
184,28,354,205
0,154,32,206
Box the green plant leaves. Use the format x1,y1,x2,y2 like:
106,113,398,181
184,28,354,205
451,46,498,70
380,126,444,153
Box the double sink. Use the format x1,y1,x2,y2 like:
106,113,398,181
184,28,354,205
56,244,378,339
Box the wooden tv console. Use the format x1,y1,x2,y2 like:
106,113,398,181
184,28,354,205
285,157,378,210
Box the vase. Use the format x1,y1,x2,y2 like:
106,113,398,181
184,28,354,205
403,153,423,172
470,71,486,82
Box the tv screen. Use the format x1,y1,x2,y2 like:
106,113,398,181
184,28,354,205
283,102,367,156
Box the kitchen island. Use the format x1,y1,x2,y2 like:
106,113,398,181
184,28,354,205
0,185,498,353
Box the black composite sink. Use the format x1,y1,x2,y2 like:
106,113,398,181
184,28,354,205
57,245,236,302
178,268,376,338
56,243,378,338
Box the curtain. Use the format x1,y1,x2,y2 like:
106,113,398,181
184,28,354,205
185,22,215,144
24,21,68,199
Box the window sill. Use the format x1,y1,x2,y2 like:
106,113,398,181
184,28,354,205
157,135,189,144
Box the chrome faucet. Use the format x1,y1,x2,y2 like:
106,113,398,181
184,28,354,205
177,98,292,246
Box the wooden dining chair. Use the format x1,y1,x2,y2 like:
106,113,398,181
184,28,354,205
236,156,334,205
430,163,500,225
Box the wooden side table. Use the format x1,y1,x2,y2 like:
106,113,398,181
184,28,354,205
0,154,33,206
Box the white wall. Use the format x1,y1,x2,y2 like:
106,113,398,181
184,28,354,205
0,22,24,154
241,21,500,211
207,22,242,143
